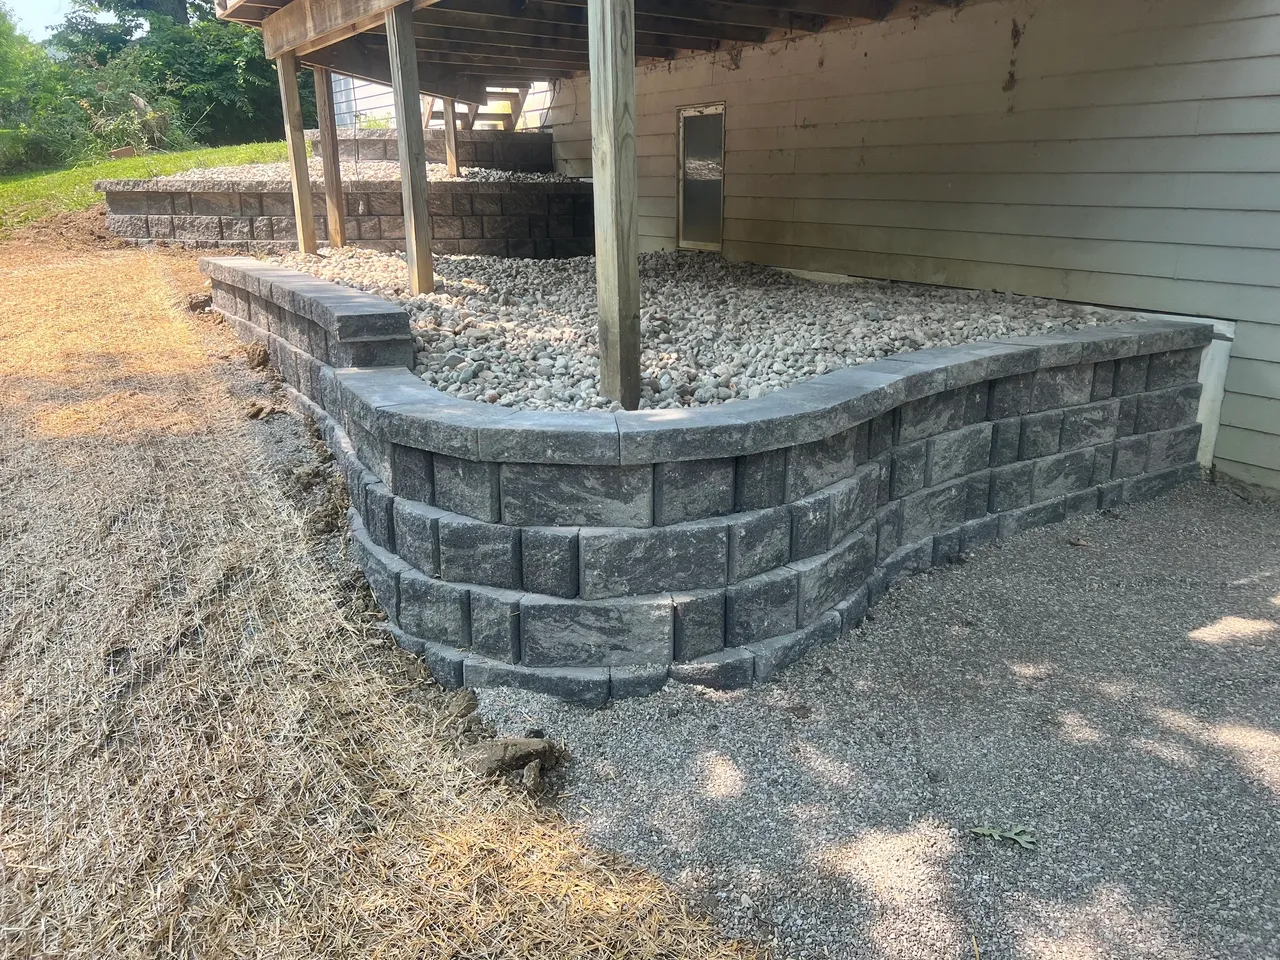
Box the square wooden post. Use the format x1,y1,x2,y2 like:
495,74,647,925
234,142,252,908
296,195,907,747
275,50,317,255
312,65,346,248
385,2,434,295
587,0,641,409
442,98,460,176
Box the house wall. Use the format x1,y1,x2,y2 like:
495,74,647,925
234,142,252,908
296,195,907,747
534,0,1280,488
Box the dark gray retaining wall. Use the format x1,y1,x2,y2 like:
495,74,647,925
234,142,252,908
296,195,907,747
97,178,594,258
201,255,1212,705
302,128,554,172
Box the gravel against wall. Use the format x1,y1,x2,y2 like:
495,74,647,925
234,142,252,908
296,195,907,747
276,247,1150,412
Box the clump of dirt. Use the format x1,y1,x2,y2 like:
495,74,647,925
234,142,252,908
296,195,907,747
6,204,123,253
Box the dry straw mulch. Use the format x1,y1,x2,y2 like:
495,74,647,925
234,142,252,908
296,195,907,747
0,227,762,960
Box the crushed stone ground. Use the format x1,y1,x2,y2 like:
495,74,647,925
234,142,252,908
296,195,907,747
277,246,1148,411
479,481,1280,960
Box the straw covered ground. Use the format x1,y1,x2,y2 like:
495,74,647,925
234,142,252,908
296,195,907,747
0,213,761,960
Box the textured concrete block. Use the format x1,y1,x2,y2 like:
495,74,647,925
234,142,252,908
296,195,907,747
960,515,1000,553
1031,448,1094,502
1061,399,1120,450
399,569,470,649
501,462,652,527
389,443,432,502
901,478,967,542
988,462,1033,512
1093,443,1115,484
868,412,894,458
669,648,754,690
725,567,798,647
1064,488,1099,517
521,527,579,598
1123,463,1198,502
1091,361,1116,401
881,539,932,587
1146,348,1201,391
1019,410,1064,460
1098,480,1125,509
1111,435,1150,479
790,493,831,560
964,471,991,520
789,523,876,625
875,501,902,563
990,372,1034,418
388,626,466,688
890,440,927,498
1030,363,1093,412
836,584,870,630
1135,384,1201,434
107,214,148,238
470,586,523,662
785,427,859,500
654,458,734,525
520,595,673,667
434,454,501,523
1113,355,1150,396
896,389,966,443
830,463,880,542
926,422,993,486
463,658,610,706
578,521,727,600
990,417,1022,467
727,506,791,583
933,530,963,566
674,590,726,661
349,510,408,625
393,499,446,576
962,381,990,424
750,611,842,682
997,497,1067,541
364,482,395,551
610,665,668,699
1146,423,1202,471
438,515,521,589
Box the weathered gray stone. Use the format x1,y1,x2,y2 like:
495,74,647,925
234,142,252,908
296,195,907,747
868,412,894,458
989,372,1034,418
790,493,831,560
654,458,735,525
725,567,798,647
890,440,927,498
926,422,993,486
1091,361,1116,401
1030,363,1093,412
932,529,963,566
610,664,669,699
1135,384,1201,434
789,522,876,625
1113,354,1150,396
1111,435,1150,479
1093,443,1115,484
836,584,870,630
960,515,1000,553
881,539,932,587
896,389,966,444
470,586,524,663
462,657,610,706
962,381,991,424
673,590,726,661
520,595,673,667
349,509,408,625
1064,488,1099,517
388,625,466,688
364,482,395,551
750,611,842,682
392,499,445,576
1098,479,1126,509
434,454,501,522
1146,423,1202,471
578,520,727,600
1031,448,1094,502
389,444,432,502
901,478,967,542
785,427,859,500
173,216,222,241
997,496,1067,540
1019,409,1064,460
500,462,652,527
438,514,521,589
830,463,880,542
669,648,754,690
521,527,579,599
1061,399,1120,450
475,410,619,465
734,448,787,511
727,506,791,583
107,214,148,238
347,419,392,483
1146,348,1201,391
990,417,1022,467
399,569,470,649
874,450,893,506
1123,463,1198,502
875,501,902,563
963,471,991,520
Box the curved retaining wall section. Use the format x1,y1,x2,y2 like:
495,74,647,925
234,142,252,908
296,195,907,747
201,256,1211,704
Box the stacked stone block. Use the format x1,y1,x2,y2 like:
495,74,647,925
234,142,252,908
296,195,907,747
302,128,555,172
202,255,1212,705
98,179,594,258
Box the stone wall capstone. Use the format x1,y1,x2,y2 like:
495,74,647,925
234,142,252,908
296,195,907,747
201,255,1212,705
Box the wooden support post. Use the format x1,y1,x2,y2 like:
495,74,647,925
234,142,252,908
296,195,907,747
465,102,479,130
312,65,346,248
423,95,436,133
506,87,528,132
587,0,641,409
276,50,318,255
442,98,460,176
385,2,434,295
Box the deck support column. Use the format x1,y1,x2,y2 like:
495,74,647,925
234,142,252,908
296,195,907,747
442,98,460,176
587,0,641,409
386,1,434,295
276,50,317,255
312,65,346,248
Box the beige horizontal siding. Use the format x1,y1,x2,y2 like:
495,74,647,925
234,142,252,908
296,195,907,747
542,0,1280,484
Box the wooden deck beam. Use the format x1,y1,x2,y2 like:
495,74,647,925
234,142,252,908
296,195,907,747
275,50,318,255
386,2,435,295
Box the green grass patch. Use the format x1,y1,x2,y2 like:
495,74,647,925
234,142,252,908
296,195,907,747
0,142,287,237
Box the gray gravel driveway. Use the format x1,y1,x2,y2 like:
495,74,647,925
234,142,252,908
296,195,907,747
479,481,1280,959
